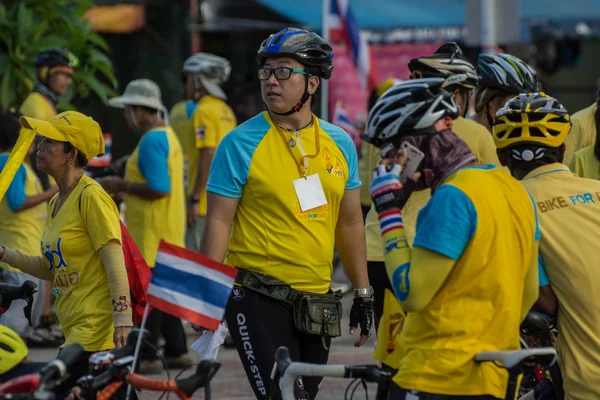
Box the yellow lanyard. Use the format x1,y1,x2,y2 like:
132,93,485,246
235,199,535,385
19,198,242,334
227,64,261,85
274,117,321,178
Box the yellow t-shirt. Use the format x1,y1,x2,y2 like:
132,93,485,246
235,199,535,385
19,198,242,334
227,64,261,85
42,176,121,352
207,112,361,294
170,100,198,196
124,126,185,267
568,145,600,180
0,156,47,273
19,92,56,120
394,165,538,398
193,95,237,216
365,117,503,261
521,163,600,400
563,102,597,163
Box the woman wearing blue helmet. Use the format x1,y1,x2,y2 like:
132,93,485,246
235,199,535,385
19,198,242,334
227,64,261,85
197,27,373,399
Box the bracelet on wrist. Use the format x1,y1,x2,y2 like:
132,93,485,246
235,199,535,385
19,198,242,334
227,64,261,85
378,209,403,235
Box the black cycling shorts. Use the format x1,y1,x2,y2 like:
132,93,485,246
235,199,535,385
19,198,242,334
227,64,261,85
225,287,331,400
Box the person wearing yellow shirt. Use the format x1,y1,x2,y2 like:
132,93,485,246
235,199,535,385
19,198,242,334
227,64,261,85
197,28,373,400
494,92,600,400
364,43,502,330
567,92,600,179
0,110,57,343
102,79,189,373
182,53,237,252
472,52,541,133
0,111,132,396
170,61,199,212
19,48,78,347
564,95,597,163
364,79,539,399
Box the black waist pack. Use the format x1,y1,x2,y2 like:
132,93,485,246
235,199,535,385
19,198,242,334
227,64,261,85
236,268,342,338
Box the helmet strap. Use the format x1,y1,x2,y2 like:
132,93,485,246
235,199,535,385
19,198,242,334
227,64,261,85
271,76,311,116
33,81,59,104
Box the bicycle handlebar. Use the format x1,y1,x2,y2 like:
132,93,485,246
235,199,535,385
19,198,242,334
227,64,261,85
275,346,390,400
0,281,37,324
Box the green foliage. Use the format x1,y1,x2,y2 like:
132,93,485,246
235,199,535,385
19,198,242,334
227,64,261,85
0,0,118,111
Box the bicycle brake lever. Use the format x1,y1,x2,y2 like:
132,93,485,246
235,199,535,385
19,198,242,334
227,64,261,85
24,297,34,326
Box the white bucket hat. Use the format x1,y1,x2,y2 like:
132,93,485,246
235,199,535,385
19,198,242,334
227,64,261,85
108,79,165,110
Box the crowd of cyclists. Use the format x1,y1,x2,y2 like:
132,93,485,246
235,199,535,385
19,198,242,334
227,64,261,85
0,21,599,400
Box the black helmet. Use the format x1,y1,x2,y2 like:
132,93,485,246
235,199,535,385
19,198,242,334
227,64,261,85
257,28,334,79
409,42,479,89
363,78,460,148
477,53,541,94
35,48,78,69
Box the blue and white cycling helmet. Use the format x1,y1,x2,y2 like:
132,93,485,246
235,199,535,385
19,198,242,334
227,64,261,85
257,28,334,79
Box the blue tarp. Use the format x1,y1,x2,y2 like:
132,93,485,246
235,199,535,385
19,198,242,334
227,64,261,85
255,0,600,31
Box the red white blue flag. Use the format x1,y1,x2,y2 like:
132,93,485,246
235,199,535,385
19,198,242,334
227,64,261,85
329,0,378,91
146,240,237,331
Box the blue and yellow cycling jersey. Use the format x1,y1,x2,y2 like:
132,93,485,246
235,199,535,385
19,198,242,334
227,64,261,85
392,165,539,398
124,127,185,267
522,163,600,400
207,112,360,293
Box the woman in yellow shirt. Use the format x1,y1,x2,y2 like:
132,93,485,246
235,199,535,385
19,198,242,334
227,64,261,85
0,111,132,393
0,110,57,342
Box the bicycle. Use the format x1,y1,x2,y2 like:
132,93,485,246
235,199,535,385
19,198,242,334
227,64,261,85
0,343,86,400
274,345,557,400
519,312,564,400
0,280,37,324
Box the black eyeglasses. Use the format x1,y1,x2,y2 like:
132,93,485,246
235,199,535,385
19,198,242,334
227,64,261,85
258,67,312,81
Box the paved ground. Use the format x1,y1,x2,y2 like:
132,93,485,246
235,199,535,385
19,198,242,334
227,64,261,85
27,293,381,399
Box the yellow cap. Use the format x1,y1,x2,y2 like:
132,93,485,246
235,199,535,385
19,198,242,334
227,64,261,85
20,111,105,161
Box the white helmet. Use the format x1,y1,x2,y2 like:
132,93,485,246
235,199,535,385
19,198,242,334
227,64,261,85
183,53,231,100
363,78,459,148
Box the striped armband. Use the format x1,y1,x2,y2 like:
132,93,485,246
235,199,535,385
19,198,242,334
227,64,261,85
378,209,404,235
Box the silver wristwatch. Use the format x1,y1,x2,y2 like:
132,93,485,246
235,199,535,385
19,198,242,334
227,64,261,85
353,286,374,297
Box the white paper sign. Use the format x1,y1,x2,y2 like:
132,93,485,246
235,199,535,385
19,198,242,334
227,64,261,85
293,174,328,212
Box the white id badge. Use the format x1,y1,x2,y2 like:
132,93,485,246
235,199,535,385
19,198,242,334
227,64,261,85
293,174,328,212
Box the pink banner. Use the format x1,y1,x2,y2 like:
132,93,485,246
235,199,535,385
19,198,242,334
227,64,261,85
328,42,442,123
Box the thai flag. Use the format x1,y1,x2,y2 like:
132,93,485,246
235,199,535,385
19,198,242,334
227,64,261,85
146,241,237,331
332,100,361,149
329,0,378,90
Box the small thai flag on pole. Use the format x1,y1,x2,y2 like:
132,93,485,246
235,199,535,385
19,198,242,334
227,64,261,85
146,240,237,331
127,241,237,399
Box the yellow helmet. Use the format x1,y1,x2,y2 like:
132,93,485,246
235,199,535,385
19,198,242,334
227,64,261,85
0,325,28,374
377,78,404,97
493,92,571,149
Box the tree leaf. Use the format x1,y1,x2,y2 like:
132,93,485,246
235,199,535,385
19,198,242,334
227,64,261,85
0,53,9,75
16,2,33,45
35,35,68,52
88,49,113,67
0,67,15,111
77,71,113,104
88,33,110,52
94,63,118,89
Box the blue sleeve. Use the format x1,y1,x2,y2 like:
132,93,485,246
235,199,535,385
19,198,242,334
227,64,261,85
322,121,361,190
413,185,477,260
0,156,27,211
206,115,269,198
137,130,171,193
185,101,197,119
538,255,550,286
529,193,541,241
